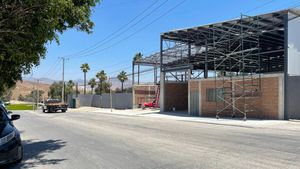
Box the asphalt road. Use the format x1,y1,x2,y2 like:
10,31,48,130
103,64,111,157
4,110,300,169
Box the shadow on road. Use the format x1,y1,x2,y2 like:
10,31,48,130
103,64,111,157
5,139,67,169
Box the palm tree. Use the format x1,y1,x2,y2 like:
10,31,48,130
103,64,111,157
96,70,107,95
66,80,75,99
117,71,128,92
133,52,143,84
66,80,75,90
80,63,90,94
88,78,97,94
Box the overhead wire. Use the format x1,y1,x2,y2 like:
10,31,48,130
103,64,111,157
69,0,169,59
64,0,162,58
46,0,186,81
244,0,277,14
40,57,60,77
47,62,62,78
68,0,187,59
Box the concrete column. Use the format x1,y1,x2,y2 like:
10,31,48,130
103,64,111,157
198,81,202,116
160,35,164,112
283,13,288,120
132,86,135,109
132,62,135,109
132,62,135,86
154,66,157,85
160,71,165,112
188,69,191,116
204,40,208,78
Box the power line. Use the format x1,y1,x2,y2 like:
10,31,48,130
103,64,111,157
244,0,277,14
41,57,60,77
68,49,157,75
64,0,162,58
69,0,187,59
287,1,300,9
64,62,132,75
47,64,62,78
69,0,169,58
107,66,132,74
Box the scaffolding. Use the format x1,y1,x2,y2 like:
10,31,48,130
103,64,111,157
211,14,265,120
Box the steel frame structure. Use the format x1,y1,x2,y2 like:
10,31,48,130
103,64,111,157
159,9,291,119
134,9,300,119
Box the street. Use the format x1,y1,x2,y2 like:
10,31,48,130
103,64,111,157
4,110,300,169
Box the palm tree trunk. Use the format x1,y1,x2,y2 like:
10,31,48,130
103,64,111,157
121,82,124,93
91,87,94,94
84,72,86,94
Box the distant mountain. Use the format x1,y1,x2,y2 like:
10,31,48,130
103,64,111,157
22,76,133,90
22,77,55,84
11,80,50,100
109,78,132,90
76,78,132,90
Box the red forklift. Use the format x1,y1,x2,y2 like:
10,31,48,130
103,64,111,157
142,85,160,109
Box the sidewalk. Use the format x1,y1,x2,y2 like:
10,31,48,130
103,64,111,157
68,107,160,116
68,107,299,129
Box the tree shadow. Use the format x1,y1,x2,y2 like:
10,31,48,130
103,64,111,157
4,139,67,169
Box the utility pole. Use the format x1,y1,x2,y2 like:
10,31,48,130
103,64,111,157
36,79,39,109
31,69,35,111
109,77,113,112
61,57,65,103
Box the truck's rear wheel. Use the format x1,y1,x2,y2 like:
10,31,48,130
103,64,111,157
42,108,45,113
62,109,66,113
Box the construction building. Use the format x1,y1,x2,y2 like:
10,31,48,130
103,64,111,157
133,9,300,120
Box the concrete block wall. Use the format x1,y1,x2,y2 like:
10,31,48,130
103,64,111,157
78,93,133,109
78,94,94,107
286,76,300,119
189,81,200,116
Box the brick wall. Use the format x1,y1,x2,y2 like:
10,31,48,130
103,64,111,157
133,85,157,106
164,82,188,111
189,74,283,119
200,80,217,117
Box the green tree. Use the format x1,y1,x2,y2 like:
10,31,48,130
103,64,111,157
0,0,100,96
96,70,107,95
88,78,97,94
133,52,143,84
80,63,90,94
18,94,25,101
26,90,45,103
66,80,75,97
48,81,63,100
95,81,111,95
124,87,133,93
117,71,128,93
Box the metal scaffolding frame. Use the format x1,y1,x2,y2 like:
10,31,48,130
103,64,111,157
211,13,265,120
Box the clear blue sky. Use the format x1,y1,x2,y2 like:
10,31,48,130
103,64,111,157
28,0,300,82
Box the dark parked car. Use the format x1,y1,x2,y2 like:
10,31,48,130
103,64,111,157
0,106,23,165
